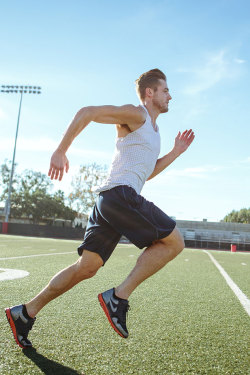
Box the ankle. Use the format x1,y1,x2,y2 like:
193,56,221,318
115,287,129,300
25,304,36,319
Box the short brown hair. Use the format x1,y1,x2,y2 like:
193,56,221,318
135,68,166,100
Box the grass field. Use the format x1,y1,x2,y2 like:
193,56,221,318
0,235,249,375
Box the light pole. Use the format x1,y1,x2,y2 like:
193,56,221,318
0,85,42,228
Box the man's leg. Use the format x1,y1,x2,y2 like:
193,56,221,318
98,227,184,338
5,250,103,348
115,227,184,299
26,250,103,318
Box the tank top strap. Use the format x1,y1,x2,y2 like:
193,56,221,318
140,105,149,117
140,105,159,133
140,105,152,130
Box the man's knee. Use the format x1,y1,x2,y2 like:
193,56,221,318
77,264,100,279
76,250,103,280
174,230,185,253
159,227,185,255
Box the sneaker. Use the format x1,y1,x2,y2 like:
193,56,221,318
98,288,130,338
5,305,36,349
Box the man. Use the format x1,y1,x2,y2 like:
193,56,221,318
5,68,195,348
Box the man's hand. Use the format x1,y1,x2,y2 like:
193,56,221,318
174,129,195,156
48,149,69,181
147,129,195,181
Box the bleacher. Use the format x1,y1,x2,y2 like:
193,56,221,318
176,220,250,251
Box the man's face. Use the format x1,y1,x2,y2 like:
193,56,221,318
152,79,172,113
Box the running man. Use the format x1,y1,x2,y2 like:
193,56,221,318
5,69,195,348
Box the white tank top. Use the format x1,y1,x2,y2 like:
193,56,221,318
96,105,161,194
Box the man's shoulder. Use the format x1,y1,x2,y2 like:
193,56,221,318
120,104,146,125
122,104,146,114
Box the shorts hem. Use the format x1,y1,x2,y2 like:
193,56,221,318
77,246,106,265
157,223,176,241
132,222,176,249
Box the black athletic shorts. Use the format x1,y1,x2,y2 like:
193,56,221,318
77,185,176,264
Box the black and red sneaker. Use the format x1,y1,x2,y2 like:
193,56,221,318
98,288,130,338
5,305,36,349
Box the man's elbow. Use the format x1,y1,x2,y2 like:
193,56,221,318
76,106,94,124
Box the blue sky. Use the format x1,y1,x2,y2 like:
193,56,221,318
0,0,249,221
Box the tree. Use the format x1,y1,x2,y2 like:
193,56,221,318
11,188,77,224
223,208,250,224
0,159,20,202
0,161,77,223
68,163,107,215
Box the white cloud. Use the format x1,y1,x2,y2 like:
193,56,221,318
234,58,246,64
181,50,245,95
165,166,222,178
0,136,113,161
152,161,249,187
167,167,207,178
0,136,57,152
240,156,250,164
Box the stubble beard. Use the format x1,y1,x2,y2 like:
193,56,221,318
152,98,169,113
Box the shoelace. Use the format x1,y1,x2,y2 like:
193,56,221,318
23,317,36,338
120,303,130,325
126,304,130,313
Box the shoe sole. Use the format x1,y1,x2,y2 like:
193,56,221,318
5,308,27,349
98,294,127,338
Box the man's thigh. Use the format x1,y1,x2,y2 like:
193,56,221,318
155,227,185,250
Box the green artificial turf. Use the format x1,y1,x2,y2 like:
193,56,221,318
0,235,249,375
208,250,250,297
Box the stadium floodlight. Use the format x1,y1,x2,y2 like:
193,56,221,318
0,84,42,224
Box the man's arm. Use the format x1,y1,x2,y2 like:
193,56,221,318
147,129,195,181
48,105,146,181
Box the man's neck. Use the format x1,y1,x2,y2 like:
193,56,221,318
142,102,160,126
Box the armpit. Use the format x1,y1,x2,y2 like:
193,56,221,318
116,124,132,138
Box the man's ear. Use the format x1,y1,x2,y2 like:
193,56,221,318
145,87,154,98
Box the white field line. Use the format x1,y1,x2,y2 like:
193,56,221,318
203,250,250,317
0,251,76,261
0,234,80,242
